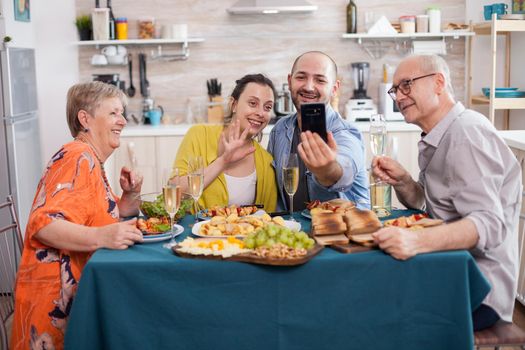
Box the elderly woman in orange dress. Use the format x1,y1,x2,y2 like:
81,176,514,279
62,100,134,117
11,81,144,350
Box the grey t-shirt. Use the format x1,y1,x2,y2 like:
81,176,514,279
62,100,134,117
417,102,522,321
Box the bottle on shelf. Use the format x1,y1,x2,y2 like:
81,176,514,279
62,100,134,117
346,0,357,34
116,17,128,40
107,0,116,40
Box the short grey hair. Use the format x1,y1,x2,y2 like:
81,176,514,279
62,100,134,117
66,81,127,137
417,54,454,97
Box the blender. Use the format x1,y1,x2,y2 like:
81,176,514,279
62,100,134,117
345,62,377,121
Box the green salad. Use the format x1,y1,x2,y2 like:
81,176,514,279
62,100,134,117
139,193,192,221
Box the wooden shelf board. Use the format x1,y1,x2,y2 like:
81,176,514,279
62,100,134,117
473,20,525,35
471,95,489,104
493,98,525,109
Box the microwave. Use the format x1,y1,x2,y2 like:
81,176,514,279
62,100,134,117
378,83,404,121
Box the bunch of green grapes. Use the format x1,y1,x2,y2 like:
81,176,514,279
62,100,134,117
243,224,315,250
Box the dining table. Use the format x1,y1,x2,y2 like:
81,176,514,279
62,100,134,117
64,210,490,350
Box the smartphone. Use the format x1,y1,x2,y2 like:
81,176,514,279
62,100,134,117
300,103,328,143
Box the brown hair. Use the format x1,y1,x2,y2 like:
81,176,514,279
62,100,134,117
66,81,127,137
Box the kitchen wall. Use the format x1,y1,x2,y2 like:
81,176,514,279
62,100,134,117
1,0,79,163
76,0,468,120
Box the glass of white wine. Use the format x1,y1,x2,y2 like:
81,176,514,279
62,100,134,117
188,156,204,223
283,153,299,222
369,114,391,217
163,168,182,248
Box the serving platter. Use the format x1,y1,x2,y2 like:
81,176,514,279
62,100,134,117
173,240,323,266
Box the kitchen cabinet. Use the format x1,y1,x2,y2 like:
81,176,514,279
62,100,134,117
510,146,525,306
500,130,525,306
468,15,525,128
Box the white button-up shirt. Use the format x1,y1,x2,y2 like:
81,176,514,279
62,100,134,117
417,102,522,322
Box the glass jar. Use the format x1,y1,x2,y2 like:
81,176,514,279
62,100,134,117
399,16,416,34
138,17,155,39
115,17,128,40
416,15,429,33
427,7,441,33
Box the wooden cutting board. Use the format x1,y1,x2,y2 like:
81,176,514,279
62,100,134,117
173,244,323,266
329,242,377,254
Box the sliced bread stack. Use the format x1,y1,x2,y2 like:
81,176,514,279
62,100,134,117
311,211,349,245
343,208,382,246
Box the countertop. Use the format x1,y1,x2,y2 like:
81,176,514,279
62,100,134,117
499,130,525,151
121,121,421,137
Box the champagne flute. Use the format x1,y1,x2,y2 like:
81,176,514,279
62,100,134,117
188,156,204,223
163,168,182,248
283,153,299,222
369,114,391,217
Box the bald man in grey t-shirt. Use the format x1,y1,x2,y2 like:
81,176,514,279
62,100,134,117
371,54,522,331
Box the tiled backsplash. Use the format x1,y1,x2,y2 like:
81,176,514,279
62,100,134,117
76,0,467,119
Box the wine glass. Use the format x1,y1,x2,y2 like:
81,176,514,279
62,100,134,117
369,114,391,217
188,156,204,223
282,153,299,221
162,168,182,248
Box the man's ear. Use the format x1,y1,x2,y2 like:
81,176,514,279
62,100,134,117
435,73,446,94
330,78,341,99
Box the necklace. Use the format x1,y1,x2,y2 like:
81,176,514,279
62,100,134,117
75,135,110,189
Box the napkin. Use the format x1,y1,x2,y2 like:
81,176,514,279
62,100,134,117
367,16,398,35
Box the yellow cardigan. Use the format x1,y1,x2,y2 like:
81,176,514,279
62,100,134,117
174,124,277,212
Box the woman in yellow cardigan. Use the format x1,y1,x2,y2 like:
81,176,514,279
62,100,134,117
174,74,278,212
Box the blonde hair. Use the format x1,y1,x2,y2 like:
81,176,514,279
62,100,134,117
66,81,127,137
417,54,455,97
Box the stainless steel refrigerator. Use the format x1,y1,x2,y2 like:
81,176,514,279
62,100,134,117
0,47,43,235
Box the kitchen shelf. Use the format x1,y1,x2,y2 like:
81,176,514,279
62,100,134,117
75,38,205,62
341,31,474,42
341,31,474,59
471,95,525,109
467,16,525,128
74,38,205,46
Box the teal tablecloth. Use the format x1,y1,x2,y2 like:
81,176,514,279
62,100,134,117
64,211,490,350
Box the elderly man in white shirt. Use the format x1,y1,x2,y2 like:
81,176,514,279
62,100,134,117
371,54,522,331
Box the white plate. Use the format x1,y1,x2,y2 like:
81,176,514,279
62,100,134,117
192,219,301,238
142,224,184,243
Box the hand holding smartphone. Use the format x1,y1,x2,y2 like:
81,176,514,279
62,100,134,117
300,103,328,143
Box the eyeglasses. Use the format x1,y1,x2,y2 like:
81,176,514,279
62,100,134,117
387,73,437,100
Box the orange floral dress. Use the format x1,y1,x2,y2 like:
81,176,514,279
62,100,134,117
11,141,120,350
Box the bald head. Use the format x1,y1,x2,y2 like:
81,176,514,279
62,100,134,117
291,51,338,83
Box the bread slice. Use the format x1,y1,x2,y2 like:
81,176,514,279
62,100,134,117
344,209,382,236
312,221,347,236
314,234,349,246
312,212,344,225
349,233,377,247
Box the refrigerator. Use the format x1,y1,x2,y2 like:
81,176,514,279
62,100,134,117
0,47,43,238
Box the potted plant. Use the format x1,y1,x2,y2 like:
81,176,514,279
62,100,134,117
75,15,92,41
